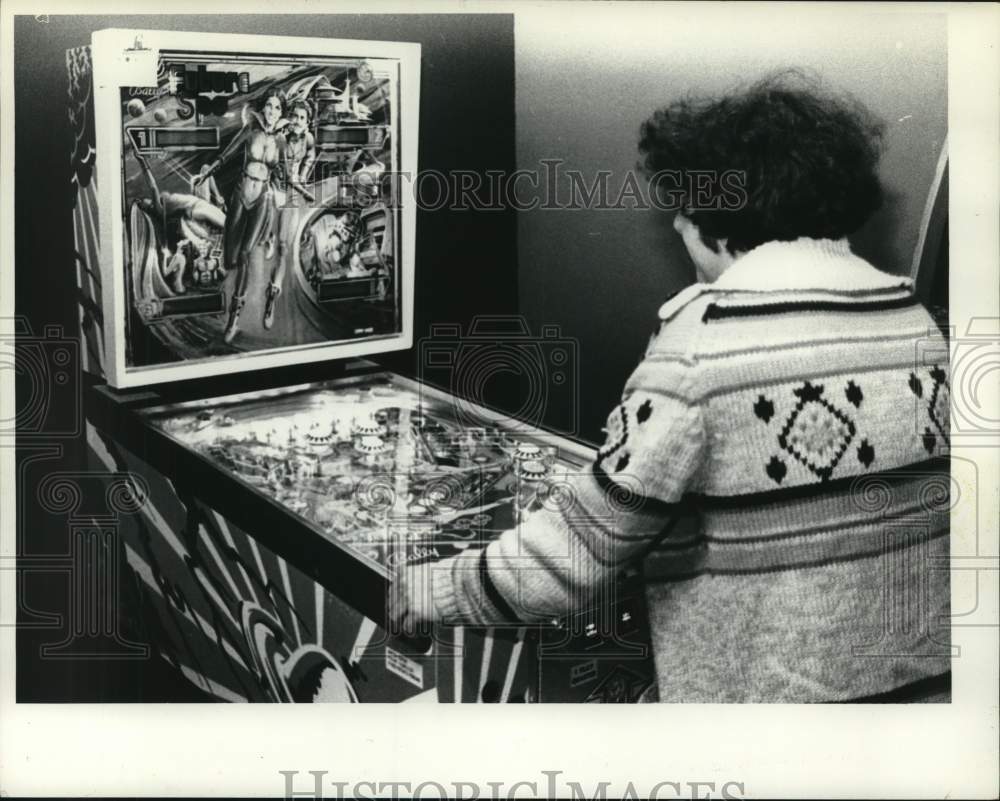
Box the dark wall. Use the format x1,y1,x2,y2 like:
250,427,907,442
14,13,516,701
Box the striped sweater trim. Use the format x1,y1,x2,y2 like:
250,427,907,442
702,294,920,323
694,455,949,509
478,548,522,623
654,498,943,550
683,500,945,547
642,328,933,368
714,283,912,299
662,281,910,307
591,463,684,523
657,237,913,322
647,518,947,573
646,525,948,583
592,456,947,514
694,328,936,362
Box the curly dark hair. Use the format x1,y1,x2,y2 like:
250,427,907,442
638,71,886,253
259,88,287,114
288,98,313,124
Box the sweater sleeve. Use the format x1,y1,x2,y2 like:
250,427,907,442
427,352,706,626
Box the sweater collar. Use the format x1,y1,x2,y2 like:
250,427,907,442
712,237,911,293
658,237,912,321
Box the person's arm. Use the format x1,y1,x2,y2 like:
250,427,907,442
208,175,225,208
132,147,163,216
393,349,706,630
195,119,249,185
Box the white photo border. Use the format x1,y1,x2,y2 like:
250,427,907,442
0,3,997,799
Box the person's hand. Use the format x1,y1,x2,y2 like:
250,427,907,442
388,560,439,638
193,162,216,187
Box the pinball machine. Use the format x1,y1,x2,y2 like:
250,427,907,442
69,28,656,703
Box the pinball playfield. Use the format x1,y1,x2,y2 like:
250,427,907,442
142,372,588,570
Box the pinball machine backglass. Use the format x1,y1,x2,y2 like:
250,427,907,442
90,29,419,389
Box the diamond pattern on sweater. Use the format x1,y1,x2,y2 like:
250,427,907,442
922,427,937,454
845,380,863,407
777,381,856,481
927,365,950,446
597,404,629,469
754,394,775,423
636,399,653,424
765,455,787,484
857,438,875,468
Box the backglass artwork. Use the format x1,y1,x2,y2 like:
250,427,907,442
92,30,419,387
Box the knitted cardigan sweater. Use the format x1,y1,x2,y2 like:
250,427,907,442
429,238,951,702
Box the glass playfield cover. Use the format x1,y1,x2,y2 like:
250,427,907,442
139,371,592,572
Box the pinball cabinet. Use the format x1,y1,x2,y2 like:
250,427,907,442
70,29,655,703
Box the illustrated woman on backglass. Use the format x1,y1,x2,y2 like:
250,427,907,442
195,90,287,343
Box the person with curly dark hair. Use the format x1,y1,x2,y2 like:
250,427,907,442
392,73,951,703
